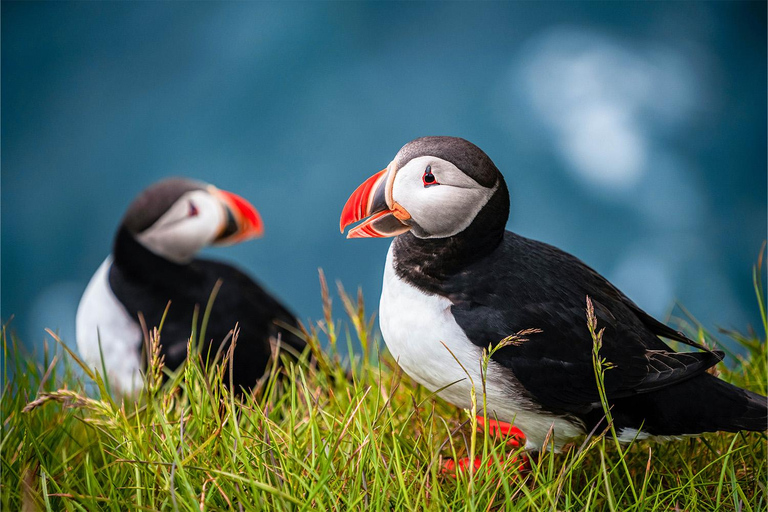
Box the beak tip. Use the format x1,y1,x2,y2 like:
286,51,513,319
215,188,264,244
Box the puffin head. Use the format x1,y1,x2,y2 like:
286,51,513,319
121,178,263,263
340,136,508,239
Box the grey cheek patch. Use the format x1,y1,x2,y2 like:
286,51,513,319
392,156,498,239
418,182,498,239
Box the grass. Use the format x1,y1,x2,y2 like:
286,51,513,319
2,267,766,511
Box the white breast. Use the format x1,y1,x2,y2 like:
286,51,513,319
76,257,144,394
378,243,584,449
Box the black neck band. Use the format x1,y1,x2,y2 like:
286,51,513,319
391,181,509,293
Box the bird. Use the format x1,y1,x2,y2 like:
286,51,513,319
339,136,767,453
77,178,306,395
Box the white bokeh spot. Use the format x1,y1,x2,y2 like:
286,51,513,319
519,28,700,192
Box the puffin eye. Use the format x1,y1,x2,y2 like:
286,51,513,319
422,165,439,187
188,201,199,217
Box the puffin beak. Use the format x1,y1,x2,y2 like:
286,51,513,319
211,187,264,245
339,165,411,238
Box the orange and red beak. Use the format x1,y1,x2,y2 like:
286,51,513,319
210,187,264,245
339,166,411,238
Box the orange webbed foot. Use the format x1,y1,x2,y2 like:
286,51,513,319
440,417,530,477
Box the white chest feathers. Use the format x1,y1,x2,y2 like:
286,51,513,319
76,257,144,394
379,247,488,409
378,244,584,449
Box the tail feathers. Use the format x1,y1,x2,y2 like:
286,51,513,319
728,386,768,432
606,373,767,437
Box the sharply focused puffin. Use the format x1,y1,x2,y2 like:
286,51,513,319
77,178,305,394
340,136,767,450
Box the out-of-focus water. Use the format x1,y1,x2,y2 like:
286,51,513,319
3,2,766,356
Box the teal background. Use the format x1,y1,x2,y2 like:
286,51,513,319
3,2,766,354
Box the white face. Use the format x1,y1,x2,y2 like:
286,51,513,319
137,189,226,263
391,156,498,239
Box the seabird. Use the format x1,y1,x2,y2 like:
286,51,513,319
77,178,305,394
340,136,767,452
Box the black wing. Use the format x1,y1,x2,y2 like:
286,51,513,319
111,252,305,390
199,259,307,357
444,232,722,415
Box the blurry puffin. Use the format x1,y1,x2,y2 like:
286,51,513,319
340,136,767,450
77,178,305,394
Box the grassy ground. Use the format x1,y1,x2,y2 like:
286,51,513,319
2,271,766,511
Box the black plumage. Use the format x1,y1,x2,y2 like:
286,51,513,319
387,137,766,438
109,226,305,391
77,177,307,394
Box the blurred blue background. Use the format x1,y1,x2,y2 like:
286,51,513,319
3,2,766,356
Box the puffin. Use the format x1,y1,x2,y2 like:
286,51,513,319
340,136,767,452
76,178,305,394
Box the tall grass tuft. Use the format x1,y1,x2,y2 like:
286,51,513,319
2,267,766,511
